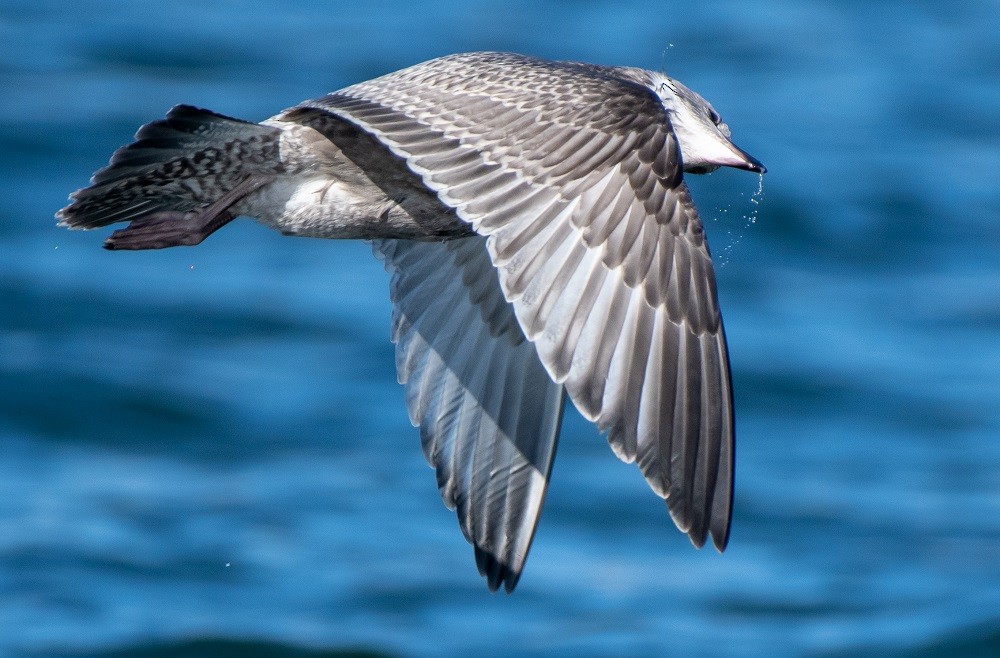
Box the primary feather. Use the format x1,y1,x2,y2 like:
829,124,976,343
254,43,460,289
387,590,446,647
59,52,767,590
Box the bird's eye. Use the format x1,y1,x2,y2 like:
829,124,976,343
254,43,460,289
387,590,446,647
708,109,721,125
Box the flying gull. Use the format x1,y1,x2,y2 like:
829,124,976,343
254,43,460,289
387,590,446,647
58,51,766,592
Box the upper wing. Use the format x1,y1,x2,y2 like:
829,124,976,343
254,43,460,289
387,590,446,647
299,52,733,550
374,236,565,592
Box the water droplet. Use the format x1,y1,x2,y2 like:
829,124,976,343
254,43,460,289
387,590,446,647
714,173,766,267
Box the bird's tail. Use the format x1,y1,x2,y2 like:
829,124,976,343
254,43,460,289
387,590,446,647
57,105,281,230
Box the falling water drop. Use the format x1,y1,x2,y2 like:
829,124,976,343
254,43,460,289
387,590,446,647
715,172,766,268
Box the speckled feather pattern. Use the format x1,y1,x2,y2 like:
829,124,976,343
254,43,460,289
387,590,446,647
57,51,740,591
294,52,733,551
57,107,285,229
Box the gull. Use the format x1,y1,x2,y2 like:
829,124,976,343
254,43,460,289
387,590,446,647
58,52,765,592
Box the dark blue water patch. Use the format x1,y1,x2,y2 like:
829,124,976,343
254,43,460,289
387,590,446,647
0,369,226,443
718,193,826,261
904,83,1000,139
905,622,1000,658
653,24,791,75
2,544,244,588
539,460,676,537
734,367,989,436
49,639,397,658
0,363,382,461
712,592,875,620
818,619,1000,658
75,37,271,82
732,189,947,277
0,274,357,342
0,120,145,172
691,175,949,284
350,582,482,616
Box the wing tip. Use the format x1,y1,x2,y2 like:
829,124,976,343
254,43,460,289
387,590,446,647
678,522,730,553
711,528,731,553
709,504,733,553
475,546,522,593
669,487,732,552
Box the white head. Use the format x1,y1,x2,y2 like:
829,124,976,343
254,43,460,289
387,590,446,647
651,73,766,175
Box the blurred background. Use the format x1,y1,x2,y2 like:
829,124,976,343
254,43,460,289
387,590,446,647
2,1,998,656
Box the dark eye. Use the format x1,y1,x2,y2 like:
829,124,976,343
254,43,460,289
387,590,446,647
708,108,721,125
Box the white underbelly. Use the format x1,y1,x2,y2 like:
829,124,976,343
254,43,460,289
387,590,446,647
238,174,384,238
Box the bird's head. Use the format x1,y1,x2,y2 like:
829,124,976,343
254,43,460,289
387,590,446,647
653,74,766,175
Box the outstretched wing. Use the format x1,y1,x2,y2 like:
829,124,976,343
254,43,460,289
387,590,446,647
374,236,565,592
300,52,733,550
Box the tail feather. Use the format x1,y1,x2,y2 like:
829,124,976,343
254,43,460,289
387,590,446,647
58,105,281,229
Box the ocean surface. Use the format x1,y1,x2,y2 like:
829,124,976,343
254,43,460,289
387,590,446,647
2,1,999,656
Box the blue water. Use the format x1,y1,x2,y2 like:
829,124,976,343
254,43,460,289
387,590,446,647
2,1,999,656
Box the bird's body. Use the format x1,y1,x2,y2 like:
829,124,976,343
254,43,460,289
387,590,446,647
58,52,764,592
